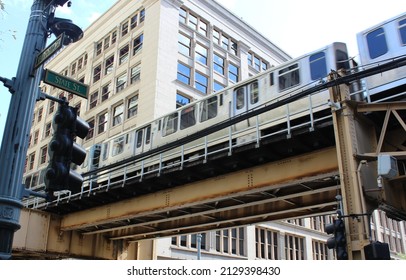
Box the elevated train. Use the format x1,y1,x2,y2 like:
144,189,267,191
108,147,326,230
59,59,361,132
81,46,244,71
26,12,406,200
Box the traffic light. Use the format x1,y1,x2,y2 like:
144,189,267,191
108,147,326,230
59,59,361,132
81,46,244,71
324,218,348,260
45,101,89,199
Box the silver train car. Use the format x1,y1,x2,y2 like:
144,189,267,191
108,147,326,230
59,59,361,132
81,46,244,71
81,42,350,186
356,12,406,101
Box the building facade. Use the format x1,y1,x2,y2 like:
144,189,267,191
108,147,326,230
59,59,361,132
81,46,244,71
22,0,406,260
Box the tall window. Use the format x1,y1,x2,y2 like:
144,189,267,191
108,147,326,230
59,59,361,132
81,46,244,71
133,34,144,55
112,103,124,126
312,240,330,260
309,52,327,80
89,91,98,109
177,63,191,85
93,64,101,83
119,44,129,65
195,43,208,65
101,83,111,102
104,55,114,75
131,65,141,84
86,119,95,140
278,63,300,91
366,27,388,59
28,152,35,170
40,146,47,165
98,112,108,134
399,18,406,45
195,71,208,94
178,33,191,56
116,72,127,93
228,63,239,83
127,94,138,118
213,54,225,75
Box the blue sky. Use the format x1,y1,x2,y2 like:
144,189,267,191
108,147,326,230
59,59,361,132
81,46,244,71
0,0,404,145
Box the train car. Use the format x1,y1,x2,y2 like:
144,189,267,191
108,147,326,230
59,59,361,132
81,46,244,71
80,42,350,191
356,12,406,101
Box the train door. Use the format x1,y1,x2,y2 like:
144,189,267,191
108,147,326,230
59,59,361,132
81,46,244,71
232,81,260,143
134,124,152,154
233,80,259,126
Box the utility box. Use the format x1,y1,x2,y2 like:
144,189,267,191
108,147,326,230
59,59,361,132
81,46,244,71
364,241,391,260
377,154,398,179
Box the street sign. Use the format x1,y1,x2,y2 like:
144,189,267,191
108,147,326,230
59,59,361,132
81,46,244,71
43,69,89,98
34,33,65,69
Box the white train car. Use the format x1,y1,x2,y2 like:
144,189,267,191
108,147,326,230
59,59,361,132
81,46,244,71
82,42,350,188
356,12,406,101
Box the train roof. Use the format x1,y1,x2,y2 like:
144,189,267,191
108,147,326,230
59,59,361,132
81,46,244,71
356,11,406,36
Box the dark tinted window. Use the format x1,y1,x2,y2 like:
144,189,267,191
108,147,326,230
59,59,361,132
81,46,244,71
366,28,388,59
309,52,327,80
336,50,350,70
399,18,406,45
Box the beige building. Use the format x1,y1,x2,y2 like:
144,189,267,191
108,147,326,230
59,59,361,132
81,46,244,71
22,0,406,260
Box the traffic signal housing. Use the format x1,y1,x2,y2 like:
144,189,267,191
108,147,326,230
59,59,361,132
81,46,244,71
45,101,89,199
324,218,348,260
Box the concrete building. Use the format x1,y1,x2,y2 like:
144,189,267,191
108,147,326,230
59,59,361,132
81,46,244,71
22,0,406,260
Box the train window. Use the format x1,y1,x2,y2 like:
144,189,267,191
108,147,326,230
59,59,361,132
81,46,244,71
309,52,327,80
278,63,300,91
270,72,274,86
102,143,109,160
200,96,218,122
145,125,151,144
180,105,196,130
366,28,388,59
136,130,143,148
250,81,259,104
336,50,350,71
162,112,178,136
236,87,245,109
112,136,125,156
399,18,406,45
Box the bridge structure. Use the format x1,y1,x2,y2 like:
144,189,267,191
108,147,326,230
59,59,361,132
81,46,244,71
12,67,406,260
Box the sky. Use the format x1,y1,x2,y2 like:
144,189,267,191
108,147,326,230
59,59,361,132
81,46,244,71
0,0,404,145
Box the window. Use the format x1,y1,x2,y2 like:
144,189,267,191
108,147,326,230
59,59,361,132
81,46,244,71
180,105,196,129
213,29,220,45
121,21,129,37
89,91,98,109
133,34,144,55
312,240,330,260
86,119,94,140
112,135,125,156
235,88,245,110
116,72,127,93
221,35,229,50
254,56,261,71
200,96,218,122
400,18,406,45
199,20,208,37
98,112,108,134
127,94,138,118
309,52,327,80
44,122,51,138
130,14,138,29
228,63,239,83
188,13,197,30
96,41,103,56
119,44,129,65
140,9,145,22
93,64,101,83
213,53,225,75
37,107,43,122
103,36,110,50
195,71,208,94
367,28,388,59
162,112,178,136
101,83,111,102
250,81,259,104
177,63,191,85
40,146,47,165
104,55,114,75
255,227,279,260
176,93,190,108
49,101,55,114
71,62,76,76
33,130,39,145
178,33,191,56
216,228,245,256
195,43,208,65
28,152,35,170
278,63,300,91
284,234,305,260
113,103,124,126
231,40,238,56
213,81,224,92
179,8,187,24
131,65,141,84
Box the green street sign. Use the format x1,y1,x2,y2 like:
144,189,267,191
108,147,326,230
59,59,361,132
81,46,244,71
34,33,64,69
43,69,89,99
